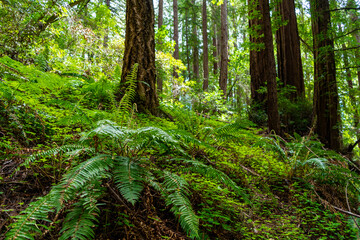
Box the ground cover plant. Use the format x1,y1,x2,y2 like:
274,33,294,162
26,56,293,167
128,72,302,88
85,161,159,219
1,0,360,238
0,57,359,239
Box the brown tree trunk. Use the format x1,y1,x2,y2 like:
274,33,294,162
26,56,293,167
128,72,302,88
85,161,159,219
173,0,180,98
202,0,209,91
310,0,340,150
276,0,305,99
173,0,180,64
212,24,218,75
157,0,164,94
212,5,219,75
219,0,228,97
119,0,159,115
103,0,111,48
158,0,163,28
249,0,281,134
192,0,200,80
339,24,359,128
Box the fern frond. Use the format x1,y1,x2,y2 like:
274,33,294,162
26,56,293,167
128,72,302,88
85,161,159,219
162,171,199,239
113,156,145,205
59,201,100,240
5,194,56,240
297,158,328,170
81,120,127,142
174,158,249,202
131,127,181,153
22,144,94,168
59,154,112,201
118,63,139,116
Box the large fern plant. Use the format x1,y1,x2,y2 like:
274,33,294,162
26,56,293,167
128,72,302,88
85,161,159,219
6,119,247,240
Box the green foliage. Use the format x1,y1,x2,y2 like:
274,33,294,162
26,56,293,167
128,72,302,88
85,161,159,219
277,91,312,135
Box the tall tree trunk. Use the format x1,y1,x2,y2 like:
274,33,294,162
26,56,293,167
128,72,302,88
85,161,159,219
202,0,209,91
249,0,281,134
212,24,218,75
192,0,200,80
339,25,359,129
276,0,305,99
212,5,218,75
173,0,180,66
185,5,191,78
103,0,111,48
173,0,180,98
158,0,163,28
310,0,340,150
157,0,164,94
219,0,228,97
119,0,158,115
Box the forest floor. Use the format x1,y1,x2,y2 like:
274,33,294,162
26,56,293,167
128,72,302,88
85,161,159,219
0,56,359,239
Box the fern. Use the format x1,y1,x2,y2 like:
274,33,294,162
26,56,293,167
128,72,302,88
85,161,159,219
118,63,139,117
22,144,95,168
7,120,214,239
6,194,56,240
174,158,249,202
59,189,102,240
113,156,145,205
58,154,112,201
162,171,199,238
296,157,328,170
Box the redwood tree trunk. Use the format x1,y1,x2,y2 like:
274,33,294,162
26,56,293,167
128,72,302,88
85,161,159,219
119,0,159,115
103,0,111,48
276,0,304,99
219,0,228,97
249,0,281,134
158,0,163,28
173,0,180,62
310,0,340,150
212,6,218,75
157,0,164,94
202,0,209,91
192,0,200,80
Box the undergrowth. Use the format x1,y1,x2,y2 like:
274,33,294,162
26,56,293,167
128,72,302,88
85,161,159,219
1,57,359,239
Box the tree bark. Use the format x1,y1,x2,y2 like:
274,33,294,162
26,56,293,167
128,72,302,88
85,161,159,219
103,0,111,48
158,0,163,28
219,0,228,97
276,0,305,99
172,0,180,98
157,0,164,94
173,0,180,63
202,0,209,91
249,0,281,134
119,0,159,115
212,5,218,75
310,0,340,150
192,0,200,80
339,25,359,129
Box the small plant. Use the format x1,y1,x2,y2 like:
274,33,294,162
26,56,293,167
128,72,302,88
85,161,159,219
6,118,248,239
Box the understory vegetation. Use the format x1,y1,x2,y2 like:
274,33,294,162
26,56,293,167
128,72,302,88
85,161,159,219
0,56,359,239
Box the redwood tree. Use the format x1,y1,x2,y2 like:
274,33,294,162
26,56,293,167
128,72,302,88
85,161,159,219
310,0,340,150
157,0,164,94
249,0,281,134
276,0,304,99
219,0,228,96
202,0,209,91
118,0,159,115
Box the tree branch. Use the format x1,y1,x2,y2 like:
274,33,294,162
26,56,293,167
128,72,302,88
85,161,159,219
299,37,313,53
336,66,360,70
328,7,360,12
335,45,360,52
334,28,360,40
